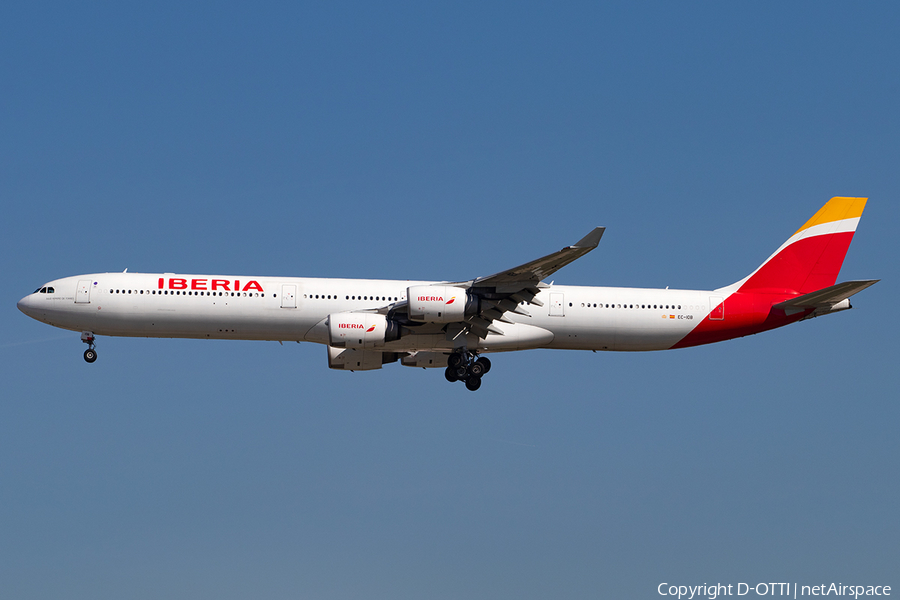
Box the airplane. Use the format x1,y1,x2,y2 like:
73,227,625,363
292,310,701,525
17,197,877,391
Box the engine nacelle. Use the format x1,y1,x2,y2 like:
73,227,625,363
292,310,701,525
407,285,478,323
327,312,401,349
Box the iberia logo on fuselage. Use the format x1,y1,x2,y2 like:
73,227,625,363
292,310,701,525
158,278,264,292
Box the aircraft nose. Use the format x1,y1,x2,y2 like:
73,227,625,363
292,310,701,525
17,294,37,318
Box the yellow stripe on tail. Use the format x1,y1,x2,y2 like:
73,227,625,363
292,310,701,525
793,197,867,236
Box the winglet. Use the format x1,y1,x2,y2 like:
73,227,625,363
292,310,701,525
572,227,605,249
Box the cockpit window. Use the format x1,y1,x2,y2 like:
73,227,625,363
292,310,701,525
39,287,47,293
47,287,54,293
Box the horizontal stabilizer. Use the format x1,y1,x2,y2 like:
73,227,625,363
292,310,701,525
774,279,879,310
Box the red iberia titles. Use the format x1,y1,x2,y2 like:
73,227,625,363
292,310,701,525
339,323,365,329
418,296,443,302
158,278,264,292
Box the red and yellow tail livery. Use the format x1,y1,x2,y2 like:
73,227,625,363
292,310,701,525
733,197,867,295
674,197,874,348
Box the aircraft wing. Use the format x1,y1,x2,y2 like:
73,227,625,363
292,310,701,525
453,227,606,291
363,227,605,339
773,279,879,310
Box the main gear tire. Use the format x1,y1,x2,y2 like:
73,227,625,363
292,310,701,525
444,366,459,382
475,356,491,374
468,361,486,378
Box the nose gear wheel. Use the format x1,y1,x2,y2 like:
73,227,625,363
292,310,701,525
81,332,97,363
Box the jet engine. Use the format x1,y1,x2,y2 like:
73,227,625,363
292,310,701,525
327,312,402,349
407,285,479,323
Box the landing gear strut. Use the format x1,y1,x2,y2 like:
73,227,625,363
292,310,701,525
81,331,97,363
444,351,491,391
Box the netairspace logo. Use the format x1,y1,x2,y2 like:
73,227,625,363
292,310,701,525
657,583,891,599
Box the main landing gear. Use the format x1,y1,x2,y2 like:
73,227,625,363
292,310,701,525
81,331,97,363
444,351,491,391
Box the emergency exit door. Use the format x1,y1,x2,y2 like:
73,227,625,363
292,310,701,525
549,292,565,316
75,280,92,304
281,284,297,308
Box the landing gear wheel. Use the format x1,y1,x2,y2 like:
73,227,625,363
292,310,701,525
475,356,491,374
468,361,486,378
83,348,97,363
448,353,464,368
465,376,482,391
444,366,459,382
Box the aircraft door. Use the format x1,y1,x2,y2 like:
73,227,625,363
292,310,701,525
549,292,565,316
75,280,92,304
281,284,297,308
709,296,724,320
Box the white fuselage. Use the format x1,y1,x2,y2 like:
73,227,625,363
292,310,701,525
18,272,719,353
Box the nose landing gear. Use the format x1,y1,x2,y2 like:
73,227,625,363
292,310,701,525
81,331,97,363
444,351,491,391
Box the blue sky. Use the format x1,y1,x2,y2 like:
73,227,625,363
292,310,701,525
2,3,898,598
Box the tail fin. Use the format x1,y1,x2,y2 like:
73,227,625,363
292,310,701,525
722,197,867,295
